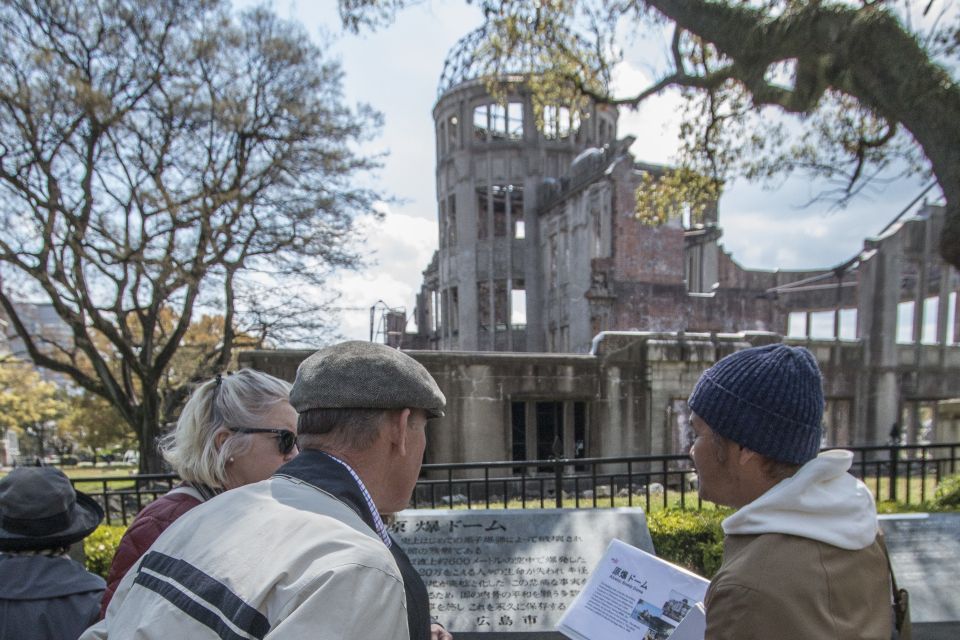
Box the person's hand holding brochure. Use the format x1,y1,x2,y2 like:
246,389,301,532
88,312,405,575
557,539,708,640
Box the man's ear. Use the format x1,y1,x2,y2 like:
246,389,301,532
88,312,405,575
390,408,412,456
737,446,759,467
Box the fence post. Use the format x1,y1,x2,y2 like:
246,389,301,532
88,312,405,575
554,458,563,509
889,443,899,503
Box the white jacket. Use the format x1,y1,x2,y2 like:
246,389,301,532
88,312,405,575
81,475,410,640
722,449,879,548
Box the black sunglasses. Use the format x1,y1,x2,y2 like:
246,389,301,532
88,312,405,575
228,428,297,455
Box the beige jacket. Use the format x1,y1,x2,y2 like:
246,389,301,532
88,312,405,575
81,475,410,640
705,451,892,640
705,532,892,639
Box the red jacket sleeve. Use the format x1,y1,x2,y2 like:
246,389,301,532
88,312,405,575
98,493,201,618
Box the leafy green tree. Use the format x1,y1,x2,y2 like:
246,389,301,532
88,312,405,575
342,0,960,268
0,0,383,471
0,358,67,459
59,392,134,465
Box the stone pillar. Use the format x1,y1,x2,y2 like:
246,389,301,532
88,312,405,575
855,236,902,444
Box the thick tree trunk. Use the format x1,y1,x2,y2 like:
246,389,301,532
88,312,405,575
136,399,165,474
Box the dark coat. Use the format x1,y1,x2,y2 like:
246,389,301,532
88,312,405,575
0,554,105,640
99,489,202,617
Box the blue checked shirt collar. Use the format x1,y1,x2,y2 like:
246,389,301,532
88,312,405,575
322,452,393,548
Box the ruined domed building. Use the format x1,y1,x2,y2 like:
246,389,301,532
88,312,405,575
416,27,622,353
243,30,960,464
409,28,817,356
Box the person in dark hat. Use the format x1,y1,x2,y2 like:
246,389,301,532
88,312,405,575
0,467,106,640
686,343,891,639
85,341,452,640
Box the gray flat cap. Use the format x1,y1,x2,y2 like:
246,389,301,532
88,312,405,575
290,341,445,418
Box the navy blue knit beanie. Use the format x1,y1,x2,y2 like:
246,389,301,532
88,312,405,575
688,344,824,464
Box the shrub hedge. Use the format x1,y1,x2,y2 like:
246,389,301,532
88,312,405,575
647,509,729,579
933,474,960,508
84,525,126,579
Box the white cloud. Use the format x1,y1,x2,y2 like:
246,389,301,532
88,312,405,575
326,209,438,341
610,61,685,166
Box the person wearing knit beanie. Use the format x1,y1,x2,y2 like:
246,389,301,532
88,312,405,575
689,342,824,466
687,343,892,640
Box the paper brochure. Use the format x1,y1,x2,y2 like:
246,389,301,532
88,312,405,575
557,539,709,640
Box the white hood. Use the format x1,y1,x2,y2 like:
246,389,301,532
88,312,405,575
722,450,878,550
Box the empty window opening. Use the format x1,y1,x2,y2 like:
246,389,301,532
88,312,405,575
787,311,807,338
896,301,915,344
494,280,508,331
949,291,958,345
922,296,939,344
507,102,523,139
490,103,506,139
542,105,580,140
809,311,835,339
511,285,526,327
473,105,488,141
477,185,522,239
838,308,857,340
430,290,440,333
493,186,507,237
473,102,524,142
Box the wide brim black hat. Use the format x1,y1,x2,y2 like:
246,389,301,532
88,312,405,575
0,490,104,552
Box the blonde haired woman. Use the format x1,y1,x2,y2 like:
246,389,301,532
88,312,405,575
99,369,297,616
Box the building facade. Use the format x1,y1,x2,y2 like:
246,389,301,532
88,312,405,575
240,33,960,463
242,203,960,460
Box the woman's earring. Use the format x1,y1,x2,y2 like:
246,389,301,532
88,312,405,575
228,457,235,464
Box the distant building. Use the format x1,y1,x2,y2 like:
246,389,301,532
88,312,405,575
1,302,74,387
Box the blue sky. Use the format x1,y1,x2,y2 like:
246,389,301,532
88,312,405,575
241,1,936,343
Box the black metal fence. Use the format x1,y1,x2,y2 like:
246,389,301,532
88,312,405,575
73,442,960,526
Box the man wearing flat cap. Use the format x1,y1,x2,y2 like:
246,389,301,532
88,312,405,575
686,343,891,639
0,467,106,640
85,341,450,640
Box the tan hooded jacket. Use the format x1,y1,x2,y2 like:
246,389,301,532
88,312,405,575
704,451,892,640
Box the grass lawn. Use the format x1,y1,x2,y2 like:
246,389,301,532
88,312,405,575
0,464,140,490
860,474,945,504
65,465,140,491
